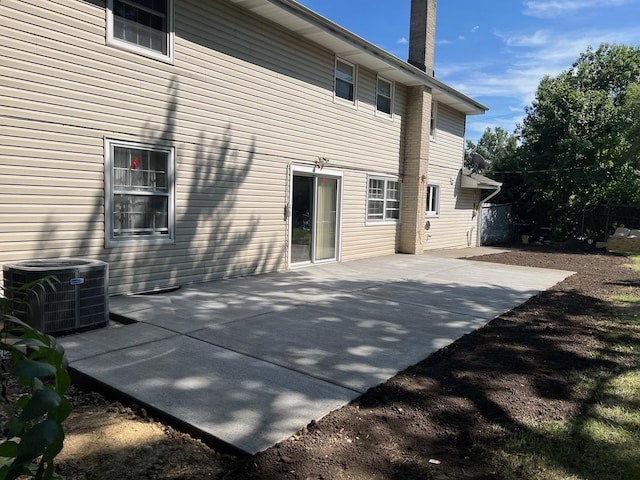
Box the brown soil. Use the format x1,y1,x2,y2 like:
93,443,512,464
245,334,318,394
4,248,639,479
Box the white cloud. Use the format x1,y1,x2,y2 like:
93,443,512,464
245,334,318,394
451,26,640,103
523,0,633,19
466,112,527,143
437,26,479,46
444,63,550,107
467,116,523,137
396,37,407,45
436,60,489,78
434,0,640,142
502,30,550,47
440,23,640,141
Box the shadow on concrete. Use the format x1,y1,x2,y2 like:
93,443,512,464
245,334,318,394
60,257,572,455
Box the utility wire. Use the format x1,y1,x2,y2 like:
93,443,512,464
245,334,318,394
492,165,601,174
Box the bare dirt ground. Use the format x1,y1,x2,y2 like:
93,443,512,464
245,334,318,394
4,247,639,479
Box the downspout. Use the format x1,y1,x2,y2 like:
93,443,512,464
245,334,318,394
475,186,502,247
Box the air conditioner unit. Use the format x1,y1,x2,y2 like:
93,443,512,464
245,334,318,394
3,258,109,335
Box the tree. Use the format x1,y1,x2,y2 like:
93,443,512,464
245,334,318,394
465,126,518,173
624,83,640,163
500,44,640,238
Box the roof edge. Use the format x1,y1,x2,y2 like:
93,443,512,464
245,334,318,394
460,168,502,189
228,0,488,115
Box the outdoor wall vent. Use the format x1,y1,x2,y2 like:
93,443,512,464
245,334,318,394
3,258,109,335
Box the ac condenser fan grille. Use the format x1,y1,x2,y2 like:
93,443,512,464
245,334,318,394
3,258,109,335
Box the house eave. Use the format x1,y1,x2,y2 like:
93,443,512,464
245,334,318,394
460,168,502,190
226,0,488,116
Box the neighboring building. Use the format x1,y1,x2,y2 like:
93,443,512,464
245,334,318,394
0,0,492,295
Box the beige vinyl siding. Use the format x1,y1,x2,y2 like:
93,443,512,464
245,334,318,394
423,104,480,250
340,77,405,262
340,171,401,262
1,0,405,294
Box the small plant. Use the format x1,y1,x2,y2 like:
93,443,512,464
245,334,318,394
1,278,71,480
291,227,311,244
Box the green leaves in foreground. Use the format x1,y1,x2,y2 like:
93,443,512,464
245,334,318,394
1,316,71,480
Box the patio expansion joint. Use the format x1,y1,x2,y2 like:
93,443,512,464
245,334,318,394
355,285,495,318
183,331,364,395
175,308,291,334
66,326,181,363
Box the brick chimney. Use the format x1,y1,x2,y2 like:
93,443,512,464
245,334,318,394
408,0,437,75
399,0,437,254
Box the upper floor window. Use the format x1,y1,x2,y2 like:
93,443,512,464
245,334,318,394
376,77,393,116
426,184,440,217
107,0,174,62
430,101,438,140
105,139,175,246
335,58,356,104
367,177,401,222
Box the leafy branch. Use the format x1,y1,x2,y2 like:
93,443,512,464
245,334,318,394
1,279,71,480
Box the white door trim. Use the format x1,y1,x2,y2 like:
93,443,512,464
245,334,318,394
289,165,344,267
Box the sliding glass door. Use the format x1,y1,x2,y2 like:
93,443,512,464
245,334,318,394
291,172,340,264
314,177,338,261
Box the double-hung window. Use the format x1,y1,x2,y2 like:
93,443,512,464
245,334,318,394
335,58,356,103
105,139,175,246
367,177,401,222
107,0,174,62
426,184,440,217
376,77,393,116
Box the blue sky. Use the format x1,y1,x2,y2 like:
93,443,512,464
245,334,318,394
297,0,640,144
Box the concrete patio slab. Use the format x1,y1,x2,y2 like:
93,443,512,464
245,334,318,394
62,322,177,362
190,299,489,392
71,335,356,454
59,253,574,454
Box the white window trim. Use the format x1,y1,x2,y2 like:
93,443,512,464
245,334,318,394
334,57,358,107
375,75,394,118
426,184,440,218
106,0,175,64
104,138,176,247
430,101,438,141
366,176,402,225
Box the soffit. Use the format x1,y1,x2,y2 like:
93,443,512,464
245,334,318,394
225,0,488,115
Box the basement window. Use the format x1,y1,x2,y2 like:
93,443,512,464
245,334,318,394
105,139,175,246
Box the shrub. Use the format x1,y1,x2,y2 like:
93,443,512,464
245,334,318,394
1,280,71,480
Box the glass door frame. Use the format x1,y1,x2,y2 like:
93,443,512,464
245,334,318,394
289,165,343,267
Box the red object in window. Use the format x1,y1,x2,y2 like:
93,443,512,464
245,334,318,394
132,157,140,170
321,177,327,183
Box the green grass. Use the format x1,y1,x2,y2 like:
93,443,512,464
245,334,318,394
628,254,640,272
484,254,640,480
492,370,640,480
494,371,640,480
611,251,640,271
